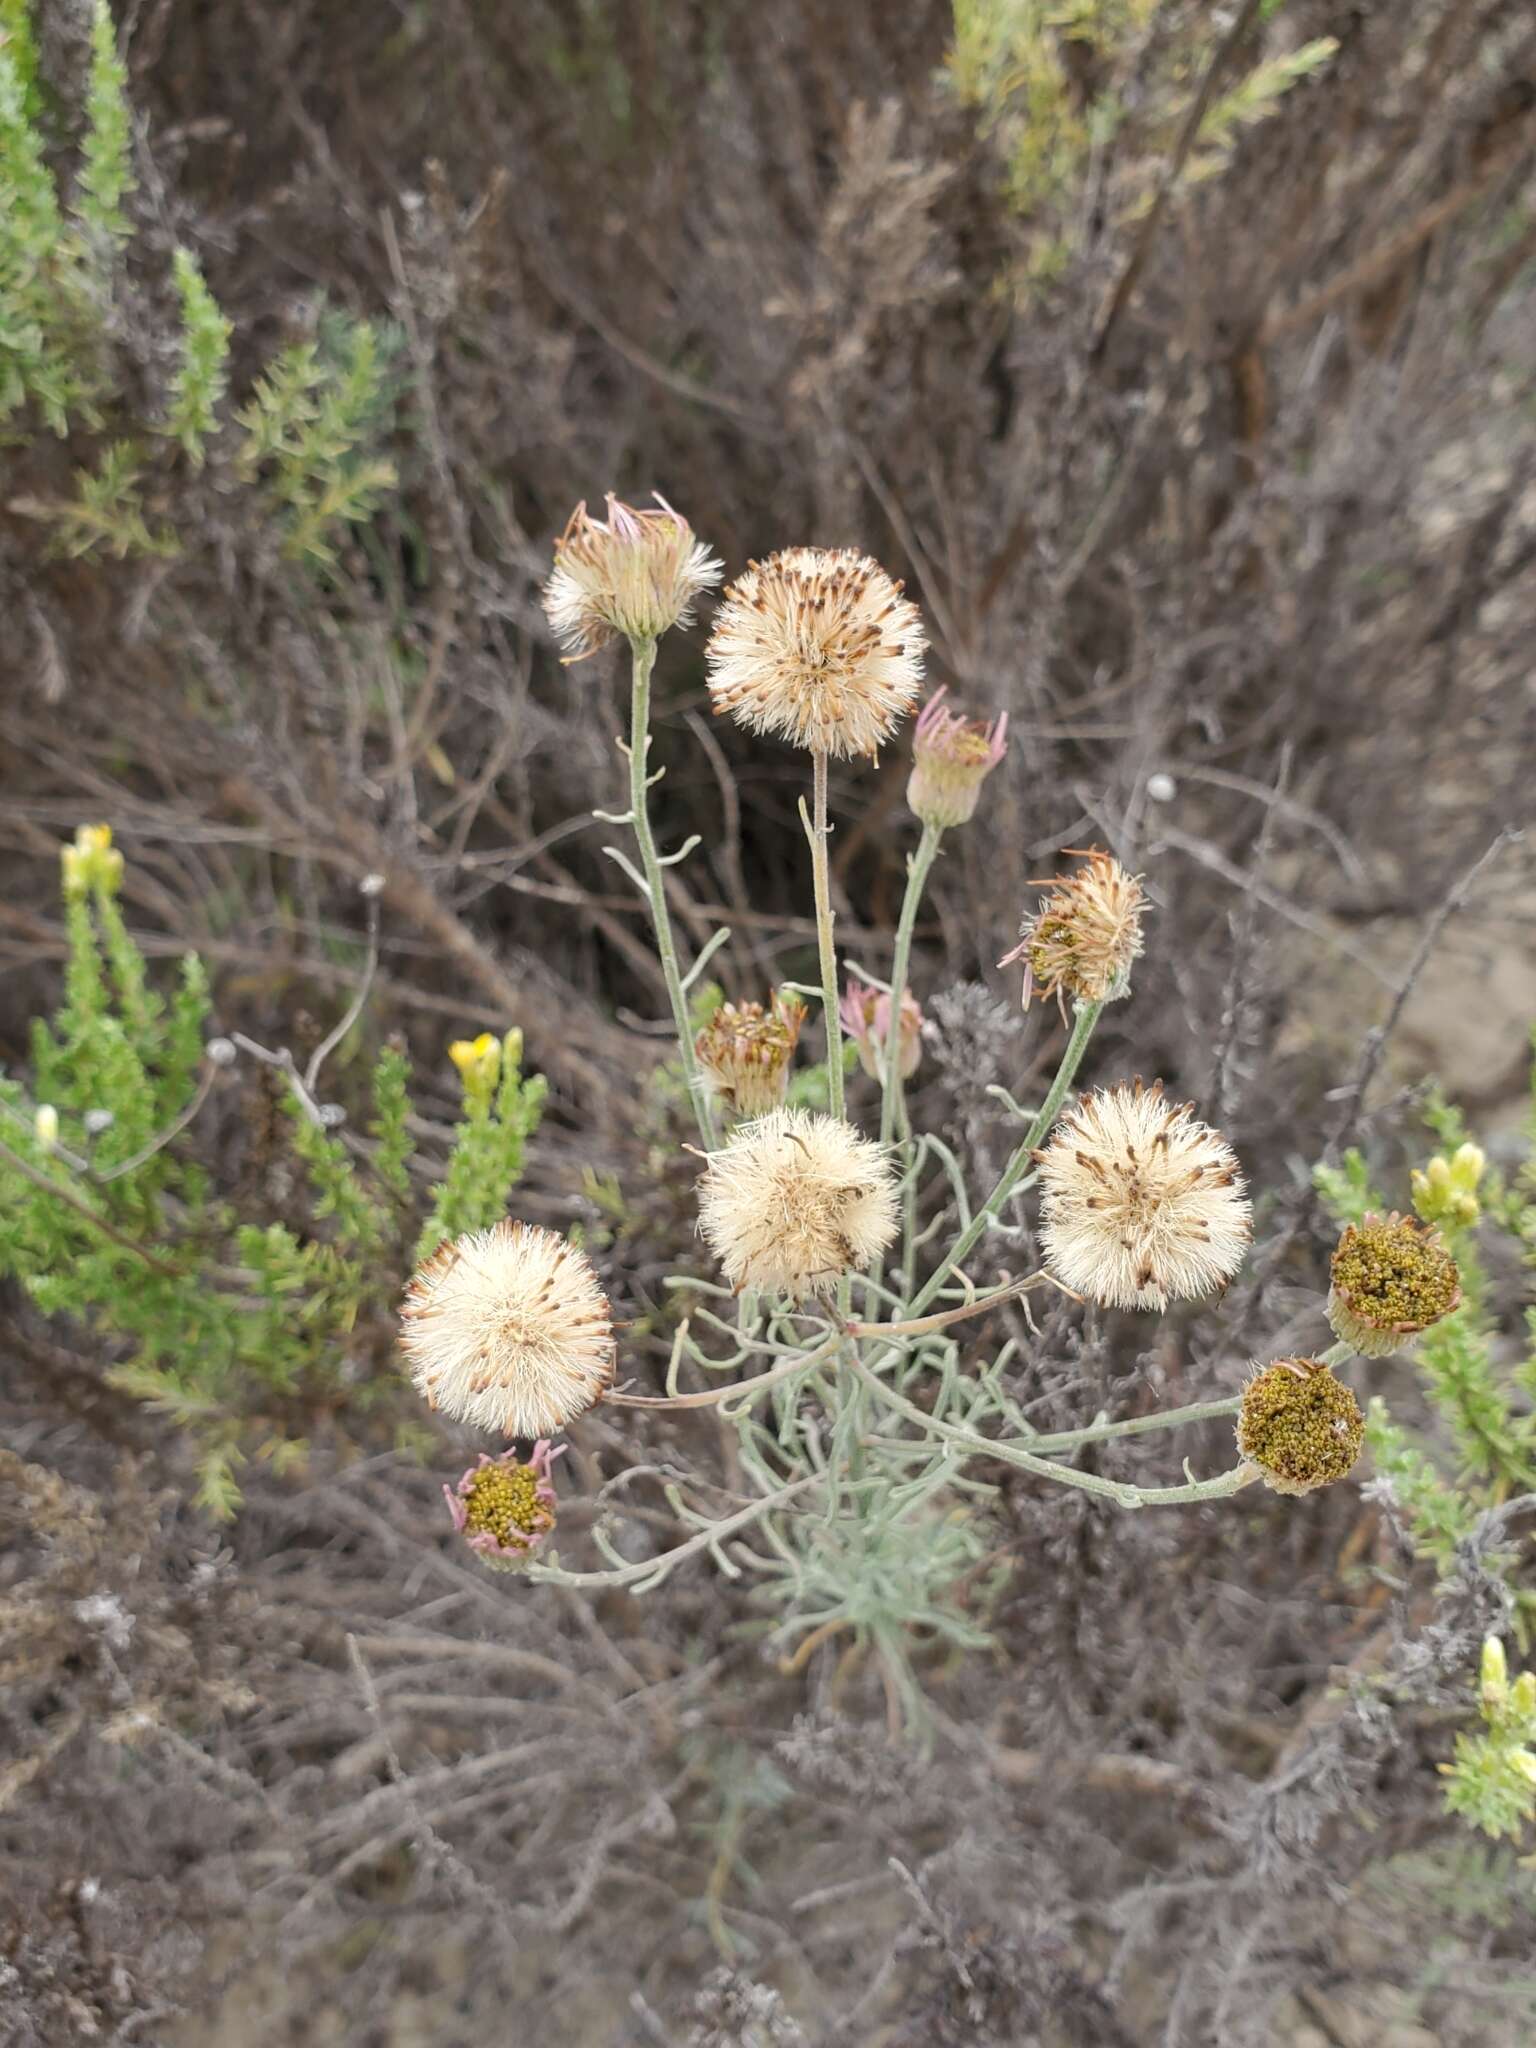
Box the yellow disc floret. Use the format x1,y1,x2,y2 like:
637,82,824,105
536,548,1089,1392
1236,1358,1364,1496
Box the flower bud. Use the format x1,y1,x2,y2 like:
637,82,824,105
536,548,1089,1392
906,688,1008,828
695,992,807,1120
1235,1357,1364,1496
449,1031,501,1104
1482,1636,1510,1711
61,823,123,898
1327,1212,1461,1357
34,1104,60,1152
1412,1142,1485,1229
839,980,923,1084
543,494,721,661
444,1442,563,1571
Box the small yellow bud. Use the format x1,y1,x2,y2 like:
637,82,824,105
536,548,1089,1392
1452,1143,1486,1184
34,1104,60,1151
449,1032,501,1101
502,1027,523,1072
61,845,90,900
1510,1750,1536,1788
61,824,124,898
1413,1142,1486,1229
1512,1671,1536,1719
1481,1636,1509,1709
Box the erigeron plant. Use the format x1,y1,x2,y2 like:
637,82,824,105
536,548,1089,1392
405,494,1468,1731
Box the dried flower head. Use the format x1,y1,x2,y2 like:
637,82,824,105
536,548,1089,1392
542,493,721,661
445,1442,563,1569
1001,850,1146,1011
400,1220,614,1435
840,980,923,1083
696,992,808,1120
696,1106,899,1300
1327,1211,1462,1356
705,547,926,759
1035,1081,1251,1311
907,688,1009,828
1236,1358,1364,1495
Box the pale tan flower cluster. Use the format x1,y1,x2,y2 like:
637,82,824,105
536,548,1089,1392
1035,1081,1251,1311
542,493,721,661
696,1106,899,1299
705,547,926,759
400,1220,614,1436
1003,850,1146,1011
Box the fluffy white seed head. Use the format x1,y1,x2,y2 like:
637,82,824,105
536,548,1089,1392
696,1106,900,1300
705,547,926,759
400,1221,614,1436
1035,1082,1251,1311
542,493,721,661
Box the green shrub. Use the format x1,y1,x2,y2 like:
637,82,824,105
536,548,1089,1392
0,827,545,1516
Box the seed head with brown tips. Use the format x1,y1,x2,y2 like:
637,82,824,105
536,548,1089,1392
1035,1081,1251,1311
705,547,926,760
400,1221,615,1437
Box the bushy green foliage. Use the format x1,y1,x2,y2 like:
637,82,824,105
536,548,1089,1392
76,0,134,247
0,0,394,562
946,1,1337,284
1314,1042,1536,1579
1442,1637,1536,1848
235,314,398,567
165,246,231,465
0,829,546,1517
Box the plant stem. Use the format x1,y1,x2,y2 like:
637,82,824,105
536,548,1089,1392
807,747,844,1123
627,634,717,1149
850,1356,1257,1511
879,821,941,1153
906,997,1104,1317
524,1472,821,1591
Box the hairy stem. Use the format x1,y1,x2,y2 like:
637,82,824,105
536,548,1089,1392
627,634,717,1148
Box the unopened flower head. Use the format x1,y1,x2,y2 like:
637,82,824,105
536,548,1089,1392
1002,850,1146,1011
705,547,926,760
400,1220,614,1436
840,980,923,1083
907,688,1008,828
1412,1143,1486,1231
1236,1357,1364,1496
542,493,721,661
1035,1081,1251,1311
1327,1211,1461,1357
696,992,808,1121
61,821,123,900
444,1442,563,1570
696,1106,899,1300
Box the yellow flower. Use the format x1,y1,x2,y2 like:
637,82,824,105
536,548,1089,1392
61,823,123,898
449,1032,502,1101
